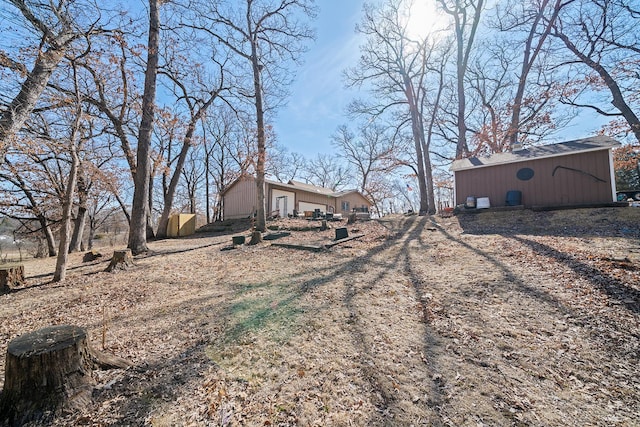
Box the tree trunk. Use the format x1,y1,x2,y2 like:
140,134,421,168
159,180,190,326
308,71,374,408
128,0,160,255
147,169,155,240
0,40,69,157
401,71,429,215
87,216,96,250
53,147,79,282
506,0,560,146
69,206,87,253
69,170,88,253
251,37,267,233
0,325,130,425
53,61,83,283
205,153,211,224
156,141,191,239
38,216,57,257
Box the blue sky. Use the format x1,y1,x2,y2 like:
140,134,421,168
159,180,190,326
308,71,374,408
271,0,614,161
272,0,366,158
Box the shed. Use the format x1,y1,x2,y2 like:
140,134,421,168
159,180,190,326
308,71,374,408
166,214,196,237
221,176,373,220
451,136,621,208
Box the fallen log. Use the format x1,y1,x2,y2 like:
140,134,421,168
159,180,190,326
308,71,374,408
271,242,326,252
325,234,365,248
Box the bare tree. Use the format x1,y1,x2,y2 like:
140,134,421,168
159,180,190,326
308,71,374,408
154,60,227,238
346,0,442,214
332,123,397,212
266,144,307,183
551,0,640,143
302,153,351,191
128,0,161,255
0,0,101,157
437,0,485,159
53,61,84,282
500,0,564,146
201,108,255,222
188,0,316,233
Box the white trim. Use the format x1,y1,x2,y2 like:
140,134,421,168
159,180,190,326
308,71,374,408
452,146,612,172
608,148,617,201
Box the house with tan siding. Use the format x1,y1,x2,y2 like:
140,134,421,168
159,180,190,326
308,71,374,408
222,176,372,219
451,136,621,209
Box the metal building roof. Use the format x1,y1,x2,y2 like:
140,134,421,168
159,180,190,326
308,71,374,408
451,136,621,172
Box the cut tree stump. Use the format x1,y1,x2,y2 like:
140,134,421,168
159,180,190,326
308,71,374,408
105,249,133,272
0,265,25,293
0,325,130,425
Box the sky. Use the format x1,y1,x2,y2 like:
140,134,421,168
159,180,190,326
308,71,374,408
272,0,366,158
272,0,613,161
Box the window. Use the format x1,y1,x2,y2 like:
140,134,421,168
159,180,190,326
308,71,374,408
341,201,350,211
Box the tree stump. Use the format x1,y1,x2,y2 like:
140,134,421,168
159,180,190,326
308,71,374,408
0,325,129,425
105,249,133,272
0,265,25,293
347,213,357,224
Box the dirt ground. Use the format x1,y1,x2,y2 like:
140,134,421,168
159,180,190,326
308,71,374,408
0,207,639,426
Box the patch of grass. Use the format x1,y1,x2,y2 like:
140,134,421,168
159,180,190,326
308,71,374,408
207,281,305,368
224,294,303,344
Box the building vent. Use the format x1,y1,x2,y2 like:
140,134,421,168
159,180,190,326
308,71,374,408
511,142,524,152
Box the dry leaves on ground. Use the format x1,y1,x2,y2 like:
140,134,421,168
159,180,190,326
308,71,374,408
0,208,638,426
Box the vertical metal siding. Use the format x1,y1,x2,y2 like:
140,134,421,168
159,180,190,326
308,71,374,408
455,151,614,207
337,193,372,214
223,178,258,219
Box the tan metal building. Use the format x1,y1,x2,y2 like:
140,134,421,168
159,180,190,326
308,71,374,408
451,136,620,208
222,176,372,219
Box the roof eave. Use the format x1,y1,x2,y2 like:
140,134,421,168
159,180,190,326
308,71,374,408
451,142,620,172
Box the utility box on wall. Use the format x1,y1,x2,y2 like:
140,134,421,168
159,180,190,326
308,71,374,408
167,214,196,237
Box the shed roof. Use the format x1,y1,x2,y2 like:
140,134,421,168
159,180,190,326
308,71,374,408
451,136,621,172
224,175,370,203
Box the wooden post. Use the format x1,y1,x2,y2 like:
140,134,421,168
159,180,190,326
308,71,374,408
0,265,25,293
0,325,129,424
105,249,134,272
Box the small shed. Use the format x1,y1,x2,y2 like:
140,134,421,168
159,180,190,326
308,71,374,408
451,136,621,208
166,214,196,237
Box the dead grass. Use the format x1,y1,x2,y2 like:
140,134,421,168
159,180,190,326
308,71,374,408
0,208,639,426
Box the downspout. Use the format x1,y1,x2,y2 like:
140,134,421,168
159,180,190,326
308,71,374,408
608,148,617,202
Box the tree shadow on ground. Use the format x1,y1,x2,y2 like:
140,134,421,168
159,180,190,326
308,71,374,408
456,207,640,239
432,219,639,362
512,236,640,314
69,216,449,425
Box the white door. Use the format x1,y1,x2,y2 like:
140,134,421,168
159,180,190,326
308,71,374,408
271,189,295,217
